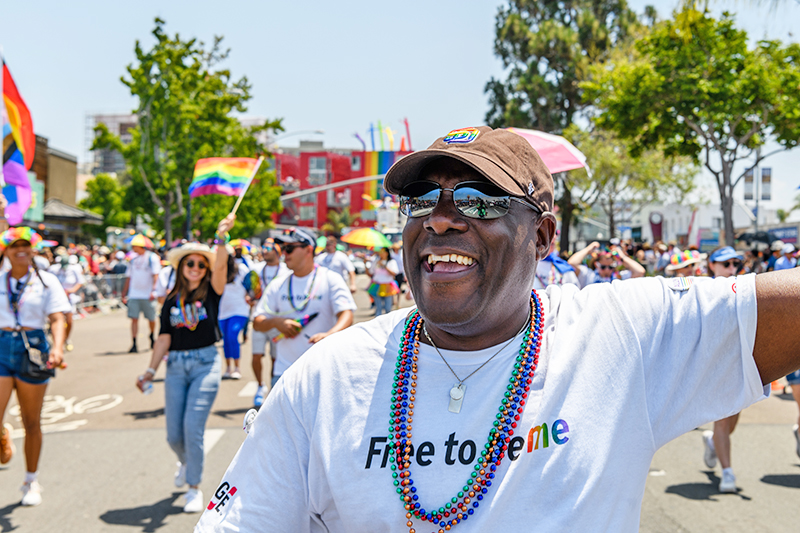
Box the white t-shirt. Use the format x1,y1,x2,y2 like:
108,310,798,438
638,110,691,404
126,252,160,299
219,263,252,320
371,259,399,284
390,250,405,276
254,266,356,376
49,264,86,291
197,275,766,532
533,260,579,289
0,270,72,329
154,266,177,299
314,251,355,284
253,261,290,291
576,264,632,288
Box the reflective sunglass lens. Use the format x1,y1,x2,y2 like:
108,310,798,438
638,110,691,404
453,186,510,220
400,182,441,218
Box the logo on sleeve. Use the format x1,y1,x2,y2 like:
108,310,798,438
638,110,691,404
207,481,237,513
668,277,693,291
443,128,480,144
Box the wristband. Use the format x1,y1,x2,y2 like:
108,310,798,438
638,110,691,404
145,367,156,376
214,231,230,245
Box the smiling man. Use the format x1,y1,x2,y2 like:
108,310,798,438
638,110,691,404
196,127,800,532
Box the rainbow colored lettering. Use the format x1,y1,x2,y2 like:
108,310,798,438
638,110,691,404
443,127,480,144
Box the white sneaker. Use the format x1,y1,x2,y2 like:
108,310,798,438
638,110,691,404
719,470,737,493
702,430,717,469
174,462,187,488
20,481,42,506
183,488,204,513
230,370,242,380
222,371,232,379
794,425,800,459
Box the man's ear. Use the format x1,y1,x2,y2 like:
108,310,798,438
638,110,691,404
535,214,557,261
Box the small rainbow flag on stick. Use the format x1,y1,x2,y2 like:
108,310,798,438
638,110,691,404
189,157,260,198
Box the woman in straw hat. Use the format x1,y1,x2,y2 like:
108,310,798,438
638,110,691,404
0,227,71,507
137,214,235,513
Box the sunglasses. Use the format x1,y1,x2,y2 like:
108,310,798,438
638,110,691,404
185,260,208,270
597,264,614,270
399,181,542,220
718,260,741,269
283,243,309,254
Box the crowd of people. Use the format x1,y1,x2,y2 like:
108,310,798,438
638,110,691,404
1,126,800,530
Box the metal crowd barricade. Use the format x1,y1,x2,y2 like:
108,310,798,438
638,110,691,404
73,273,127,313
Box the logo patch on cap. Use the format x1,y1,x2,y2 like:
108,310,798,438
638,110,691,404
443,128,480,145
527,183,535,196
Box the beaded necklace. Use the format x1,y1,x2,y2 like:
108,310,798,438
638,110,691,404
176,292,203,331
390,289,544,533
287,265,319,312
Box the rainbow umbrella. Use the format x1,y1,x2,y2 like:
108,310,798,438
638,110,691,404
126,234,155,248
341,228,392,249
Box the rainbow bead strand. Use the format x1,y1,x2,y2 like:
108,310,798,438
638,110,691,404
390,290,544,533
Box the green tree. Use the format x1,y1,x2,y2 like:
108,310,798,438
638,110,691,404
321,207,356,237
92,18,283,244
485,0,641,251
776,208,790,223
78,173,132,239
583,8,800,245
564,125,697,236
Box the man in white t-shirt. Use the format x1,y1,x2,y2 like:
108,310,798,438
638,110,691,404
198,126,800,532
314,236,357,293
568,241,645,288
250,239,289,407
253,228,356,389
48,254,85,351
122,245,160,353
154,264,177,305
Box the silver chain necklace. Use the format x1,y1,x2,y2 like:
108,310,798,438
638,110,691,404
422,312,530,414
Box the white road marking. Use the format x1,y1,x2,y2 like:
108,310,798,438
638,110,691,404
11,419,89,439
204,429,226,455
238,381,259,398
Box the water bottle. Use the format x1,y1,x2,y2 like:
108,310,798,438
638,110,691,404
139,377,154,395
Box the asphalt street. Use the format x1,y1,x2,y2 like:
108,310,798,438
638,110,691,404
1,276,799,532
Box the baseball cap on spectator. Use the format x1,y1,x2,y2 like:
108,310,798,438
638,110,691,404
275,227,316,250
709,247,743,263
115,251,125,260
782,243,795,255
770,240,785,252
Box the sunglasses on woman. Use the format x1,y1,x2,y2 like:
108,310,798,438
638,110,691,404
597,264,614,270
185,260,208,270
718,260,741,269
399,181,542,220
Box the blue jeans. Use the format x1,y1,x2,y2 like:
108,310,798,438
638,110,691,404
0,329,51,384
374,295,393,316
220,316,248,360
165,345,221,486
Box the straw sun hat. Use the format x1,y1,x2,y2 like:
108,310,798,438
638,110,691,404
167,243,217,270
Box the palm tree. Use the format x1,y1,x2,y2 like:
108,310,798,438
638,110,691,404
321,207,356,237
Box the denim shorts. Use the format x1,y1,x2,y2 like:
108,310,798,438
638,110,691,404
786,370,800,385
0,329,51,385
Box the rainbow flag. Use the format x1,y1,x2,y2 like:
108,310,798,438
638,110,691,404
2,61,35,225
363,151,400,200
189,157,258,198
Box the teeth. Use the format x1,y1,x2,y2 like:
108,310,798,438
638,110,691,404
427,254,474,266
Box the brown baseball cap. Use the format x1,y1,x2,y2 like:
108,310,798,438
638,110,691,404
383,126,554,214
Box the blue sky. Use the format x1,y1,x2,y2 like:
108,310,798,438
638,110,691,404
3,0,800,210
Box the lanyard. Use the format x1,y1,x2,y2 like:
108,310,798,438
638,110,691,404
261,263,280,287
288,266,319,312
7,269,33,329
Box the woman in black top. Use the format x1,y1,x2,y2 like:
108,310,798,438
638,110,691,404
137,214,234,513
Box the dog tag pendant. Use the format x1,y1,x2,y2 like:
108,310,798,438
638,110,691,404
449,383,466,414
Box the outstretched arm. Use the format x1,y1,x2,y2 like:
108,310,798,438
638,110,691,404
753,269,800,384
